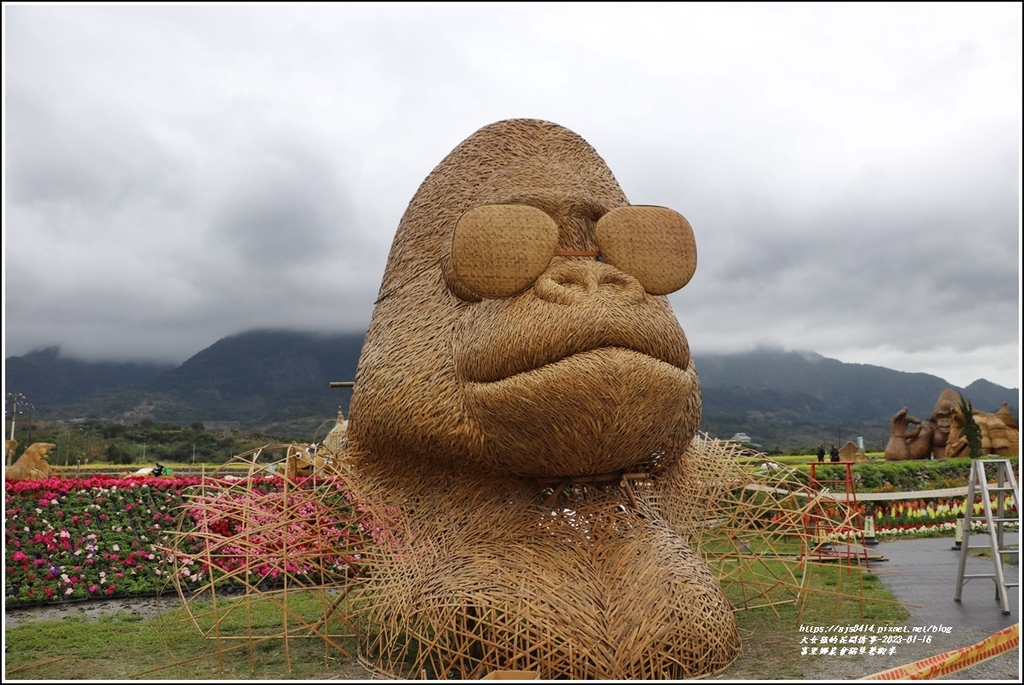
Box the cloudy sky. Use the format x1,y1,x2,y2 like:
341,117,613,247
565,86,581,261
3,3,1021,390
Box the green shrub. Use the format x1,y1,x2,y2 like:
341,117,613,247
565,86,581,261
787,457,1018,493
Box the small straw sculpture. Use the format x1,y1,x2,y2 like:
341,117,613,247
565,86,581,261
162,120,881,679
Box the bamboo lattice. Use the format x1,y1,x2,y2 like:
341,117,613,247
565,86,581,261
162,445,369,673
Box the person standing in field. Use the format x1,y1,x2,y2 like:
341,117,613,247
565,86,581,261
829,444,840,462
817,444,826,463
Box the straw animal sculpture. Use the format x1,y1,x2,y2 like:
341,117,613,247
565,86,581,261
326,118,738,679
162,437,877,679
885,388,1019,460
163,120,879,680
5,441,58,481
947,406,1019,458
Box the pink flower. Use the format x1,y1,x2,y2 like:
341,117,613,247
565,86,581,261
11,551,26,562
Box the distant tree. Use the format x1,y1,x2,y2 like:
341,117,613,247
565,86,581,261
958,393,983,459
104,442,134,465
100,423,128,440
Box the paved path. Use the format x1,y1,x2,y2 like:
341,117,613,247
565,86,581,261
872,532,1018,631
865,533,1019,680
796,533,1020,681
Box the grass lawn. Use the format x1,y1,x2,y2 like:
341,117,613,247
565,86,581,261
5,592,364,681
4,558,909,681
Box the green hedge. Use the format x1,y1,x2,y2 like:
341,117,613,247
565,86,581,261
788,457,1018,492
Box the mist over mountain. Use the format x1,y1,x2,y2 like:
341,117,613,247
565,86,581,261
4,347,174,405
5,331,1018,452
696,350,985,423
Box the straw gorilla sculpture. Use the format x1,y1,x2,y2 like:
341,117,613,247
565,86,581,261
342,119,740,679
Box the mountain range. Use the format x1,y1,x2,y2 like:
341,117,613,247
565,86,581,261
4,329,1018,452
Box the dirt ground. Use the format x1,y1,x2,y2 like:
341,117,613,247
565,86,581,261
4,595,184,630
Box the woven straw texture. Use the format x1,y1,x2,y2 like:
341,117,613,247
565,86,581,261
340,119,729,677
349,118,699,479
345,462,738,679
452,204,560,298
595,205,697,296
164,435,881,679
162,120,879,680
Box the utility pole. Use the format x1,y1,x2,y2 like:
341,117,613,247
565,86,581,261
26,404,35,444
6,392,27,466
61,421,73,466
81,427,92,465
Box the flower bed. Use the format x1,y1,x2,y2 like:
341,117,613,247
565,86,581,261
5,475,1018,607
813,495,1020,541
5,475,199,605
3,474,366,608
174,476,372,594
865,496,1018,538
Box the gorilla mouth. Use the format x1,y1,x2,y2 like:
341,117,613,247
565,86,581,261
454,298,693,386
461,345,698,479
462,342,689,385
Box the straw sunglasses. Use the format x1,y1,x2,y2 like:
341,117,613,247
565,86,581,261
451,204,697,299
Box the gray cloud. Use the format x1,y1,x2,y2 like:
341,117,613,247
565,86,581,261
3,3,1020,390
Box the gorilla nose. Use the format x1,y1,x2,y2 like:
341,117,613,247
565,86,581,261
533,258,646,306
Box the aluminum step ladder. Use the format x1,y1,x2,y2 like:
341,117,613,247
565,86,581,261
954,459,1019,614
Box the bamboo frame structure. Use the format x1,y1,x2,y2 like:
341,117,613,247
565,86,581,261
163,446,368,673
